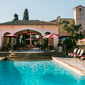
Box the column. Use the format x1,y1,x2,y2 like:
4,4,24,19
1,36,3,46
42,36,44,49
19,34,22,44
54,37,58,47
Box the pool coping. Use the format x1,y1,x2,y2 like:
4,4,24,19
52,57,85,76
0,57,6,61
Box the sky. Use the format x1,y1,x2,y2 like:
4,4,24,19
0,0,85,23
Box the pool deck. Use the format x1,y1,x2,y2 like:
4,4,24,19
52,57,85,76
0,57,6,61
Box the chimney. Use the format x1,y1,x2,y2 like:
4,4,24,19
57,16,60,21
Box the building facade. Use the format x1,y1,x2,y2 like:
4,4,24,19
73,5,85,32
0,5,85,48
0,20,60,48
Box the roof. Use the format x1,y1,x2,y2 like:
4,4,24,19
50,18,73,23
0,20,61,25
73,5,85,9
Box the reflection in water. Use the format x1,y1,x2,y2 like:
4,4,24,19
0,60,23,85
0,60,85,85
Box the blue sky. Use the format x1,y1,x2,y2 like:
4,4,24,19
0,0,85,23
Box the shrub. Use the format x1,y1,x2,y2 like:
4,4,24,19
64,39,73,50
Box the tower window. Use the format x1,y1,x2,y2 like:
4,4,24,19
79,8,82,11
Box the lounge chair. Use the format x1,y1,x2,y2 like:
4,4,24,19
74,49,84,58
68,48,78,56
80,55,85,60
71,49,81,57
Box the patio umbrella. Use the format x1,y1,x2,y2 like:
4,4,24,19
5,34,20,38
25,38,35,46
34,38,40,40
80,38,85,41
21,31,28,35
44,33,61,38
44,33,61,47
25,38,35,40
23,31,37,45
21,31,37,35
5,34,20,51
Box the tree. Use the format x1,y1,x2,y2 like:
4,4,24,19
61,19,83,45
23,9,29,20
61,20,82,37
75,32,84,41
13,13,19,21
64,38,73,50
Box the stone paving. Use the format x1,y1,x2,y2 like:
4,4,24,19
57,57,85,71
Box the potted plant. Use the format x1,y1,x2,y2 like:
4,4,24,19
64,38,73,54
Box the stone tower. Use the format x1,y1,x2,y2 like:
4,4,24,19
73,5,85,32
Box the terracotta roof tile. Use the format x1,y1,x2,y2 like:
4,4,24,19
50,18,73,23
0,20,60,25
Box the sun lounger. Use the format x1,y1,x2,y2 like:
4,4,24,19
74,49,84,58
72,49,81,57
80,55,85,60
68,48,78,56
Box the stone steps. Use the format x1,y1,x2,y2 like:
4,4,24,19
0,52,66,61
0,53,10,57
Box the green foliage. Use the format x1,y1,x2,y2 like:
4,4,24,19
75,32,84,41
13,13,19,21
64,39,73,50
61,20,69,24
23,9,29,20
61,23,70,32
61,19,82,35
61,19,83,46
31,35,37,39
68,20,82,35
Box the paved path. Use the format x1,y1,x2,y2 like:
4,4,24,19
57,57,85,71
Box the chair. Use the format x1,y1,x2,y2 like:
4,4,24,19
74,49,84,58
68,48,78,56
71,49,81,57
80,55,85,60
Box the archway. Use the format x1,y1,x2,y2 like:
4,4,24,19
13,28,43,50
1,31,12,46
43,31,53,50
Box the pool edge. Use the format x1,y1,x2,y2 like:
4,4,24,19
52,57,85,76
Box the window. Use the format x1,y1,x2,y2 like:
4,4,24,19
79,8,82,11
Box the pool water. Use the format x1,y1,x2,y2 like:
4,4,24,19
0,60,85,85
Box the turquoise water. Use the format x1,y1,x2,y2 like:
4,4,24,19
0,60,85,85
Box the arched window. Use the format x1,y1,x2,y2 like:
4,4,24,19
79,8,82,11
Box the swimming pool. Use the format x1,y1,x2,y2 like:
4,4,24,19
0,60,85,85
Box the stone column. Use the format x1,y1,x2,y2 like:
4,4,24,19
20,34,21,44
42,36,44,49
53,37,58,47
1,36,4,46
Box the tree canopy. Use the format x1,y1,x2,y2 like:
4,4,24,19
23,8,29,20
61,20,82,35
61,20,82,36
61,19,84,46
12,13,19,21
